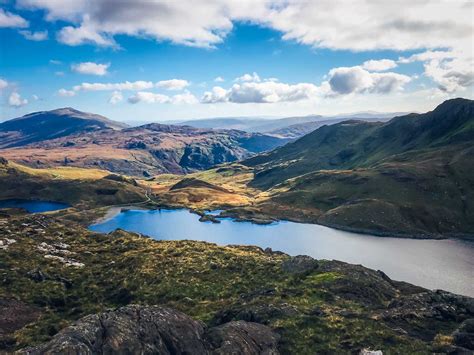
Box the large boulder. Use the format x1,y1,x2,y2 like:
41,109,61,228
281,255,318,274
23,305,280,354
206,321,280,355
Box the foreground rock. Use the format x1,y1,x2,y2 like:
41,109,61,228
23,305,279,354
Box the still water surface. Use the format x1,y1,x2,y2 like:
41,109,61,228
0,199,69,213
89,208,474,297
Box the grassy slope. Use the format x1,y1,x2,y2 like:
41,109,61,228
232,99,474,238
1,214,469,353
0,159,145,210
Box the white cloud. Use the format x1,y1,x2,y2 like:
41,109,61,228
398,50,473,92
423,57,474,93
202,80,320,104
362,59,397,72
214,76,225,82
263,1,473,53
235,72,261,82
398,50,456,64
171,91,198,104
57,16,116,47
15,1,473,58
128,92,170,104
8,92,28,107
0,78,8,90
127,90,198,105
32,94,39,100
0,9,28,28
201,86,228,104
57,88,76,97
55,71,64,76
156,79,189,91
19,30,48,41
327,66,411,95
108,91,123,104
71,62,110,76
49,59,62,65
73,81,154,92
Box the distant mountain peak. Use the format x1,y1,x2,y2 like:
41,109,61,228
0,107,128,148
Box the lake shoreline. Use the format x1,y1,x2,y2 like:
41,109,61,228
89,207,474,297
93,202,474,242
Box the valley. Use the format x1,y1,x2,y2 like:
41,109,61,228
3,3,473,353
0,98,473,354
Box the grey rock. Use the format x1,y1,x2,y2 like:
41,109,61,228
206,320,280,355
23,305,280,355
282,255,318,274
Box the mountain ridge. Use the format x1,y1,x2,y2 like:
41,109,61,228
0,107,128,148
0,108,288,177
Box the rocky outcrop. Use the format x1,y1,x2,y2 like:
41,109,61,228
281,255,318,274
23,305,280,354
206,321,279,355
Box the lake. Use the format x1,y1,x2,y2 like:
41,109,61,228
89,208,474,297
0,199,70,213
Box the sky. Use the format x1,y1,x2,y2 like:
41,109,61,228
0,0,473,123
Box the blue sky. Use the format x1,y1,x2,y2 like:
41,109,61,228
1,0,473,122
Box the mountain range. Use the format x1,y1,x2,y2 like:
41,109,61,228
170,111,406,138
238,98,474,237
0,108,288,176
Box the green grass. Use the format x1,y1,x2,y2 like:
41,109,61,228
1,215,458,353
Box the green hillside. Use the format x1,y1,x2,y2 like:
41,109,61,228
242,98,474,238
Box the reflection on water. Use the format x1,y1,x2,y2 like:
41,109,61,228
0,199,70,213
90,208,474,297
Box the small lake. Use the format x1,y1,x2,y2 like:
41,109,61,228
0,199,70,213
90,208,474,297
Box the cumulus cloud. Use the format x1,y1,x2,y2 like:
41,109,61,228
108,90,123,104
71,62,110,76
398,50,473,92
57,88,76,97
73,80,154,92
128,91,198,105
214,76,225,82
202,80,319,104
49,59,62,65
156,79,189,91
8,92,28,107
362,59,397,72
423,57,474,93
57,16,116,47
18,1,472,55
398,50,456,64
128,92,170,104
201,86,228,104
327,66,411,95
19,0,234,48
19,30,48,41
0,78,8,90
170,91,198,104
235,72,261,82
0,9,28,28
